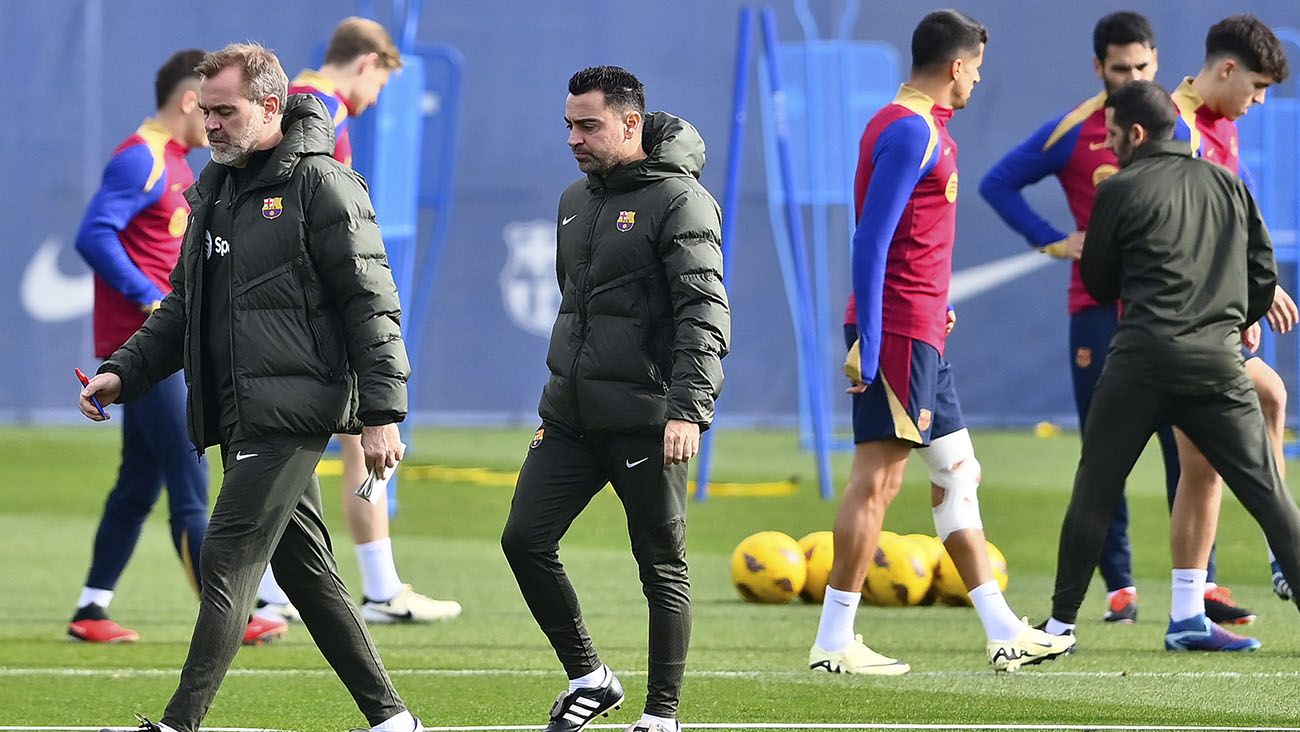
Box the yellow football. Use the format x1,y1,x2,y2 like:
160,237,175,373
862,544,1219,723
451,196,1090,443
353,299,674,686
862,531,933,606
798,530,835,603
731,531,807,603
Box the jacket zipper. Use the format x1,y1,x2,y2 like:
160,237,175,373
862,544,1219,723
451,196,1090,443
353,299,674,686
186,210,205,457
568,190,607,424
225,194,243,430
300,267,334,378
640,285,666,391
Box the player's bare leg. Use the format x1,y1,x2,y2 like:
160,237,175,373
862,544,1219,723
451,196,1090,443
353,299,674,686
920,429,1075,670
338,433,462,623
1171,430,1220,574
341,433,387,543
828,439,910,591
810,439,911,675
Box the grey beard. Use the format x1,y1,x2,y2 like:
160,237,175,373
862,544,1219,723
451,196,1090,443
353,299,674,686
211,146,251,166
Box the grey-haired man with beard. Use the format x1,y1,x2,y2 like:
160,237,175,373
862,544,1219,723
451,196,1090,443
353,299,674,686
80,42,421,732
501,65,730,732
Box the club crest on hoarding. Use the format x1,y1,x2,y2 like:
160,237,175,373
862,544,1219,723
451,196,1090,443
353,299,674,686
500,220,561,338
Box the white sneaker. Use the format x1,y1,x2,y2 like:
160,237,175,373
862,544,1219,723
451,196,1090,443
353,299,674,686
625,721,680,732
987,623,1076,672
349,715,424,731
362,584,462,624
254,599,301,623
809,634,910,675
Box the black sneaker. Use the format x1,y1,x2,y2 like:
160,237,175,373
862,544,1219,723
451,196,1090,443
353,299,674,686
1205,586,1256,625
544,667,624,732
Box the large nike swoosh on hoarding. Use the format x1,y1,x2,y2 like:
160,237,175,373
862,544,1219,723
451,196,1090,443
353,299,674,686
21,236,93,322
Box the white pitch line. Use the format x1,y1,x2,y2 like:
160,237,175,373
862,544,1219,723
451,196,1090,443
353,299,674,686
7,667,1300,680
0,728,284,731
5,727,1297,732
418,725,1300,732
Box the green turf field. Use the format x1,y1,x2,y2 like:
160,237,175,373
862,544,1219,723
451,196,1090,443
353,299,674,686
3,425,1299,731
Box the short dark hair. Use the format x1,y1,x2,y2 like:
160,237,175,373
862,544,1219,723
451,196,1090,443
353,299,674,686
1093,12,1156,62
155,49,206,109
1105,80,1177,141
911,9,988,72
567,65,645,115
1206,14,1289,83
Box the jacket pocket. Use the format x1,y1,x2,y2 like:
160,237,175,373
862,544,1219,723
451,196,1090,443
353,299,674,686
234,255,307,297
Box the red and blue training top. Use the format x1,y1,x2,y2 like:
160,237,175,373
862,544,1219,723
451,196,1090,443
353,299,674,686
74,118,193,357
844,85,960,380
979,91,1121,314
1171,76,1255,187
288,69,353,166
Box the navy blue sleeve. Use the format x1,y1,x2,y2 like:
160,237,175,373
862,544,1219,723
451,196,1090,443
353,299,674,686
1239,157,1258,195
978,114,1076,247
852,114,932,383
73,143,166,305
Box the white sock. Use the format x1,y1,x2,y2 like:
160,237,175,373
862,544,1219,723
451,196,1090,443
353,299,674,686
258,567,291,606
78,587,113,610
370,709,417,732
969,580,1024,641
1171,568,1208,622
814,586,860,652
356,538,405,602
568,664,608,692
1045,617,1075,636
1268,545,1278,563
639,713,679,731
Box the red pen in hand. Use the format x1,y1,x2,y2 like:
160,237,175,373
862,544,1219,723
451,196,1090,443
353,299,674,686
75,368,108,419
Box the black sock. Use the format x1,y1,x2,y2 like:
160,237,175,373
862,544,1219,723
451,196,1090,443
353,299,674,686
72,603,109,622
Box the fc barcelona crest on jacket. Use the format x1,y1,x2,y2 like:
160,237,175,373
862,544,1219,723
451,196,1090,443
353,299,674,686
615,210,636,232
262,197,284,220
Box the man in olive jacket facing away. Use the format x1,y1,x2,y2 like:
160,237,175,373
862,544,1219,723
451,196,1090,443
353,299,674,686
1045,80,1300,651
79,44,421,732
501,66,729,732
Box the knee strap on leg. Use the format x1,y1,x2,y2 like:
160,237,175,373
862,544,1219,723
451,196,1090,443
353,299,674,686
919,429,983,541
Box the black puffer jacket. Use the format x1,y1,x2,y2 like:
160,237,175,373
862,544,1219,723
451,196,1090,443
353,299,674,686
540,111,730,433
101,94,410,449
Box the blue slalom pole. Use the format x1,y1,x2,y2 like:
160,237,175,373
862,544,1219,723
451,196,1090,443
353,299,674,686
695,5,756,502
760,8,834,500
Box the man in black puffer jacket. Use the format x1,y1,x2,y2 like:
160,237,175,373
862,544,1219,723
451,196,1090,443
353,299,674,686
501,66,730,732
79,44,420,732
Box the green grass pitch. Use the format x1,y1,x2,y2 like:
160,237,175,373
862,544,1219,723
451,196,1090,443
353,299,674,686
2,425,1299,730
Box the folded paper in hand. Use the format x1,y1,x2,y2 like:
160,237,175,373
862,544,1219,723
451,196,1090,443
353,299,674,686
354,444,406,504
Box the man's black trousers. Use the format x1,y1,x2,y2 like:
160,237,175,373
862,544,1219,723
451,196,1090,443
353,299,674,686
1052,370,1300,623
162,431,406,731
502,421,690,718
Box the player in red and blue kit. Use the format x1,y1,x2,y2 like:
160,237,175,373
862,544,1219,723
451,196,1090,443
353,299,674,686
979,13,1209,626
808,11,1075,677
68,50,283,646
1166,15,1296,618
257,18,462,628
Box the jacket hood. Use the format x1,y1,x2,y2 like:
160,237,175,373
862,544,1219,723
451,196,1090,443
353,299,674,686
593,111,706,191
189,93,336,202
